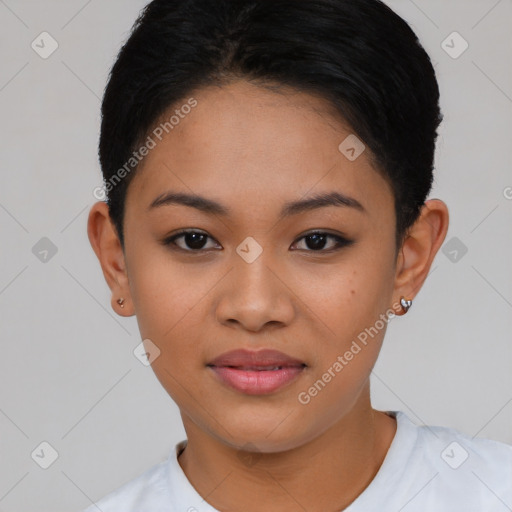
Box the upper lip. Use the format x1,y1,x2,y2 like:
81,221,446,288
207,349,306,368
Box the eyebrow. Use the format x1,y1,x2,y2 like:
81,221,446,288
148,190,366,218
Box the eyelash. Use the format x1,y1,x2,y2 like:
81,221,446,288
161,229,354,254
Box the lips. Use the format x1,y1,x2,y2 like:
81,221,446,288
207,348,306,370
207,349,307,395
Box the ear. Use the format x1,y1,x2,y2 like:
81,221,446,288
392,199,449,314
87,201,134,316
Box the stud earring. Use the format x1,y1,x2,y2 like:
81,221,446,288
400,296,412,314
117,298,125,308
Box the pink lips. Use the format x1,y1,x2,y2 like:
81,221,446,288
207,349,306,395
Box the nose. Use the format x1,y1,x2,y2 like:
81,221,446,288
215,253,296,333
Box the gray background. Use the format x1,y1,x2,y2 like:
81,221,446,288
0,0,511,510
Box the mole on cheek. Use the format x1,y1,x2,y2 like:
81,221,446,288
351,271,357,296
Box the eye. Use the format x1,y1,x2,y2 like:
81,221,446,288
162,230,221,252
291,231,354,252
162,229,354,253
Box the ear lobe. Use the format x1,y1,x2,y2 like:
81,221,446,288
393,199,450,300
87,201,133,316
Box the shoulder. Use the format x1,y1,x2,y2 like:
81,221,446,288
412,413,512,470
396,411,512,508
82,456,171,512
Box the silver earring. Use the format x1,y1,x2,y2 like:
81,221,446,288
117,297,125,308
400,296,412,313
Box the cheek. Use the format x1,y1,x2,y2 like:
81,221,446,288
295,270,389,421
126,245,207,343
128,255,212,400
293,253,393,342
291,244,396,398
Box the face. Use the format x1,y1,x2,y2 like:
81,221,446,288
121,80,400,452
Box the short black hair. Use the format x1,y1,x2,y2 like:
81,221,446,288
99,0,443,250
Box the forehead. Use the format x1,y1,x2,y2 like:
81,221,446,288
127,80,393,220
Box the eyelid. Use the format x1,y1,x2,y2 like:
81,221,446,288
161,229,221,251
291,230,354,251
295,228,350,240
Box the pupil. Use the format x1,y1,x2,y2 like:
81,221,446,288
307,234,326,250
186,233,206,249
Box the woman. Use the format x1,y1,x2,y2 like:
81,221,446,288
85,0,512,510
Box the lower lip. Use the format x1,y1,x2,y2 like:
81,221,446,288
208,366,305,395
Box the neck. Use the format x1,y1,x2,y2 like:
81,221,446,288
177,391,397,512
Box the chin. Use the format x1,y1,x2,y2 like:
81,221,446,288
214,417,311,454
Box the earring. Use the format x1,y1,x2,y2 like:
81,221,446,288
400,296,412,314
117,297,125,308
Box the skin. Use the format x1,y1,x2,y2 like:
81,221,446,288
88,80,449,511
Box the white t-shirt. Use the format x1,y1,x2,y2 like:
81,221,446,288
83,410,512,511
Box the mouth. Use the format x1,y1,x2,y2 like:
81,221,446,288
210,365,304,371
206,349,307,395
207,365,306,395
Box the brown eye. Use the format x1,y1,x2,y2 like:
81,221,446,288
292,232,354,252
162,230,220,252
